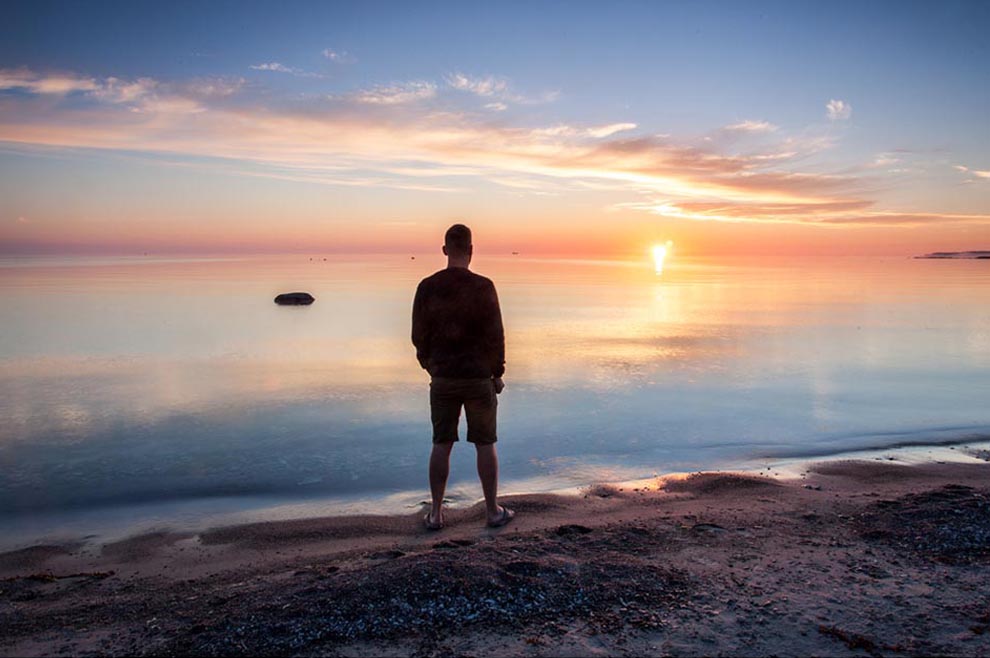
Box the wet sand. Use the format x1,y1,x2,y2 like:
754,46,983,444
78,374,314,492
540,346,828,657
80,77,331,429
2,460,990,656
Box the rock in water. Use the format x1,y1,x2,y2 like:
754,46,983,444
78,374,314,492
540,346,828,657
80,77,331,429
274,292,315,305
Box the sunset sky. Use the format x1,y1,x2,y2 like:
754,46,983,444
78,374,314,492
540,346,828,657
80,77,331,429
1,1,988,256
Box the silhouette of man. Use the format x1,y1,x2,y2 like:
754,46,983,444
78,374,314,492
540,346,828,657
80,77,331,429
412,224,514,530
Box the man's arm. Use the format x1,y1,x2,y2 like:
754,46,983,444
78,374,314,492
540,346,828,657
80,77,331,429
488,281,505,378
411,281,430,371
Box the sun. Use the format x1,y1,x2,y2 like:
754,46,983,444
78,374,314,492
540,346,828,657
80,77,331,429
652,241,673,274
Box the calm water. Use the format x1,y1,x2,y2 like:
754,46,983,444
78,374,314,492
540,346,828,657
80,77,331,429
1,253,989,548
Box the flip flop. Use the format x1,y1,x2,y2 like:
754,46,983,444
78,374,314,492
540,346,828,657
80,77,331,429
424,510,444,531
486,505,515,528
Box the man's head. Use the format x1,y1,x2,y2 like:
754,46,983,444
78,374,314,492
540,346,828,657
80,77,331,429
442,224,473,264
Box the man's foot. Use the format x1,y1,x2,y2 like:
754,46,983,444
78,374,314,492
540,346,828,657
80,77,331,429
486,505,515,528
424,509,444,531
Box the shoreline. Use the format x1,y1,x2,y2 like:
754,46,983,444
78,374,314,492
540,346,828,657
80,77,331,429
2,437,988,556
2,455,990,656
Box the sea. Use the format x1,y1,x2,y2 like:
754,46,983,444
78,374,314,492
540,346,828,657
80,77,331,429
1,252,988,549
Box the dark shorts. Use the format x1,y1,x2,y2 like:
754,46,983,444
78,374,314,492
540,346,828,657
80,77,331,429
429,377,498,445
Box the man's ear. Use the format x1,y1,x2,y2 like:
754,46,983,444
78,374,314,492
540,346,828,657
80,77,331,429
442,245,448,256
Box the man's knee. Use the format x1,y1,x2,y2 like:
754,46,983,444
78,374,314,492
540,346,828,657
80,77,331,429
474,443,497,457
432,442,454,457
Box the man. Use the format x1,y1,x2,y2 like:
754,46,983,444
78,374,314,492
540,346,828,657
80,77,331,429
412,224,514,530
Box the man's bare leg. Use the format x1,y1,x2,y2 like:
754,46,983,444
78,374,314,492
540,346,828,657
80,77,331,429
475,443,506,523
429,442,454,525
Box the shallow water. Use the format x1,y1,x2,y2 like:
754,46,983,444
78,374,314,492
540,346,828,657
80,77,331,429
1,253,989,548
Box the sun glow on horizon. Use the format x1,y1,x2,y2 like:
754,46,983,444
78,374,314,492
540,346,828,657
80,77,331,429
652,241,673,275
1,5,990,258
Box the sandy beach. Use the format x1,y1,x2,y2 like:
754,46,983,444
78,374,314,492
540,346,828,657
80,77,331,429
1,457,989,657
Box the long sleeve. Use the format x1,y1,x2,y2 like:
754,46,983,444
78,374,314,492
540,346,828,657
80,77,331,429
411,281,430,371
488,282,506,377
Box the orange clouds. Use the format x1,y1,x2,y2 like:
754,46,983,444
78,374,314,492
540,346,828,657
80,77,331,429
1,67,989,255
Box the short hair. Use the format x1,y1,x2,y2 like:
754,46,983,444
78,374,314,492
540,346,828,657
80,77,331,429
444,224,472,255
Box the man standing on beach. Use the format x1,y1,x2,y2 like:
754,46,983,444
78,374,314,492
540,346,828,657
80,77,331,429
412,224,514,531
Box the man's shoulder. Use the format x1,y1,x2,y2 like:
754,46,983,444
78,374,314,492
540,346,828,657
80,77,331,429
417,269,449,289
468,270,495,288
417,270,442,286
420,268,495,288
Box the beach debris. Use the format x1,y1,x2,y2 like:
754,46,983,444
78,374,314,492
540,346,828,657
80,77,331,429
584,484,618,498
149,536,689,654
817,624,906,652
293,565,339,578
503,560,546,577
968,449,990,462
274,292,315,305
433,539,475,550
804,484,822,490
854,484,990,564
970,611,990,636
366,549,405,560
2,570,114,583
554,524,593,537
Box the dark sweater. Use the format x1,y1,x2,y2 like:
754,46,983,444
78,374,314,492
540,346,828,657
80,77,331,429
412,267,505,379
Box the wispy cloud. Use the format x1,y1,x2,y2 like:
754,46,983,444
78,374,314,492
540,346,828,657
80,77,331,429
250,62,293,73
826,99,852,121
587,123,638,138
723,120,777,133
955,164,990,180
348,81,437,105
444,72,557,108
322,48,355,63
0,68,99,94
0,68,244,115
869,153,900,168
445,73,509,97
181,78,245,99
249,62,323,78
615,200,990,226
1,68,985,229
817,212,990,225
531,123,638,139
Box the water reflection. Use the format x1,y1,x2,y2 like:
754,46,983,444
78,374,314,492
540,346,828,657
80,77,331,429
1,254,989,544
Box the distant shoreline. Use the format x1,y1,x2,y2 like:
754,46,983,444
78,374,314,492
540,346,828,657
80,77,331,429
915,250,990,259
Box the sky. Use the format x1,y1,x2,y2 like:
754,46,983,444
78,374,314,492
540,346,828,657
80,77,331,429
1,0,988,257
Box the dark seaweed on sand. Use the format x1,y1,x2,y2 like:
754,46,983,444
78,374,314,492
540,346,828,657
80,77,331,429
854,485,990,564
163,538,690,656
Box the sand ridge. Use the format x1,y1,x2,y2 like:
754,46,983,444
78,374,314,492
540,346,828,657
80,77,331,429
1,462,989,656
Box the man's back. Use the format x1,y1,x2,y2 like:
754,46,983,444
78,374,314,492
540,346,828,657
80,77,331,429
415,223,514,531
412,267,505,380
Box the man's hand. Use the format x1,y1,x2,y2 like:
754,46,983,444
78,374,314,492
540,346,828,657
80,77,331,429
493,377,505,395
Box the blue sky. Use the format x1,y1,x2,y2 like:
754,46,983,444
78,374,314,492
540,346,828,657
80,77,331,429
6,1,986,127
1,1,988,254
